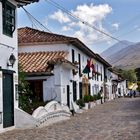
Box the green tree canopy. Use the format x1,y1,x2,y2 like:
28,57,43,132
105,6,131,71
113,67,137,83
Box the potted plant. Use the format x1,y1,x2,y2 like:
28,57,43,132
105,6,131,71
76,99,85,109
72,69,78,75
89,95,94,108
74,61,79,65
83,95,90,109
96,93,101,105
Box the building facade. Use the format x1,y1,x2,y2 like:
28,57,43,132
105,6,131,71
0,0,38,131
18,27,112,110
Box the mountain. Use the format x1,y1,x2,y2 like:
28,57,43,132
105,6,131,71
101,40,134,59
101,42,140,69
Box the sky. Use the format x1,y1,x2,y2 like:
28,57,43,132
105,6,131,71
17,0,140,54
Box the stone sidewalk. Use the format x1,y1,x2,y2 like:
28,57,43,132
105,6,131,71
0,97,140,140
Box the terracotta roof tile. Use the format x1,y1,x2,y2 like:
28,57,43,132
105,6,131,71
18,27,97,58
15,0,39,6
18,27,75,44
19,51,68,73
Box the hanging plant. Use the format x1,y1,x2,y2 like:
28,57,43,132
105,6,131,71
72,69,78,75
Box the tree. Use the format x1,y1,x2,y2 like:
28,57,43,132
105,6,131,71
121,69,137,83
18,65,33,111
114,68,137,83
135,68,140,81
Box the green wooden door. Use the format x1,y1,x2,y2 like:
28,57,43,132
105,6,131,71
67,85,70,107
79,82,82,99
73,81,77,101
3,72,14,128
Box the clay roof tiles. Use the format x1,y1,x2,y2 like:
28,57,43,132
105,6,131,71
18,27,75,44
15,0,39,6
19,51,68,73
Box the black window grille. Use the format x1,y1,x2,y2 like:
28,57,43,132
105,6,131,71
2,1,16,37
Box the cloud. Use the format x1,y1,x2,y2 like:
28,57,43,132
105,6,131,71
49,10,71,23
71,3,112,24
48,3,112,49
62,26,72,31
112,23,119,30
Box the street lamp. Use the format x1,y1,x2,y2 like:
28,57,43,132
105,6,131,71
7,53,16,68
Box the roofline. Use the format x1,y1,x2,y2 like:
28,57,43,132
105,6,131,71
18,40,73,46
15,0,39,7
18,27,111,64
95,53,112,67
26,72,53,76
69,38,96,58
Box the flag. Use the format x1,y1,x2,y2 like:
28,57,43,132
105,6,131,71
83,59,91,73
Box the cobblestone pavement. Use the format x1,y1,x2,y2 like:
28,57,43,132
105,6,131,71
0,97,140,140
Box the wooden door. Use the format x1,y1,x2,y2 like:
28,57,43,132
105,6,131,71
67,85,70,107
73,81,77,101
3,72,14,128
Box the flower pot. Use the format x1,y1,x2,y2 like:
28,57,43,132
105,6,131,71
96,100,101,105
83,103,89,110
89,102,95,108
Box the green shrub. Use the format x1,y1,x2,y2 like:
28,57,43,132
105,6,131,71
89,95,94,102
97,93,101,100
93,94,97,100
92,95,96,101
83,95,90,103
76,99,85,108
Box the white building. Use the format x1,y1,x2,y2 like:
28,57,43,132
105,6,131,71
106,68,127,100
18,27,112,110
0,0,38,131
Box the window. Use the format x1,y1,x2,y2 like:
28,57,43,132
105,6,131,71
100,66,102,81
78,53,81,76
72,49,75,63
2,1,16,37
97,64,99,81
94,64,96,81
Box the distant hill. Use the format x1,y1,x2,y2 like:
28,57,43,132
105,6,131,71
101,41,140,69
101,40,134,59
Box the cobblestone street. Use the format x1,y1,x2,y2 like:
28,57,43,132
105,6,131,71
0,97,140,140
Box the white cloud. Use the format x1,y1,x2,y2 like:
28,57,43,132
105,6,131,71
48,3,112,49
49,10,71,23
62,26,72,31
112,23,119,30
71,3,112,24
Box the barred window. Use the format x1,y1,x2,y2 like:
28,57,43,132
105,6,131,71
2,1,16,37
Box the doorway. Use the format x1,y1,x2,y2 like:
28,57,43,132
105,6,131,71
3,71,14,128
67,85,70,107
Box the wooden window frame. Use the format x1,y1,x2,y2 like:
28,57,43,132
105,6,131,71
2,1,16,37
72,49,75,63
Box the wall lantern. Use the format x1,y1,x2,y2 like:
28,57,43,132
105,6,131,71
7,53,16,67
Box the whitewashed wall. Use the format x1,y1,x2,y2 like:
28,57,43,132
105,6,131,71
0,1,18,70
43,65,62,102
19,44,69,53
117,80,126,97
19,42,106,108
0,0,18,130
105,69,113,100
